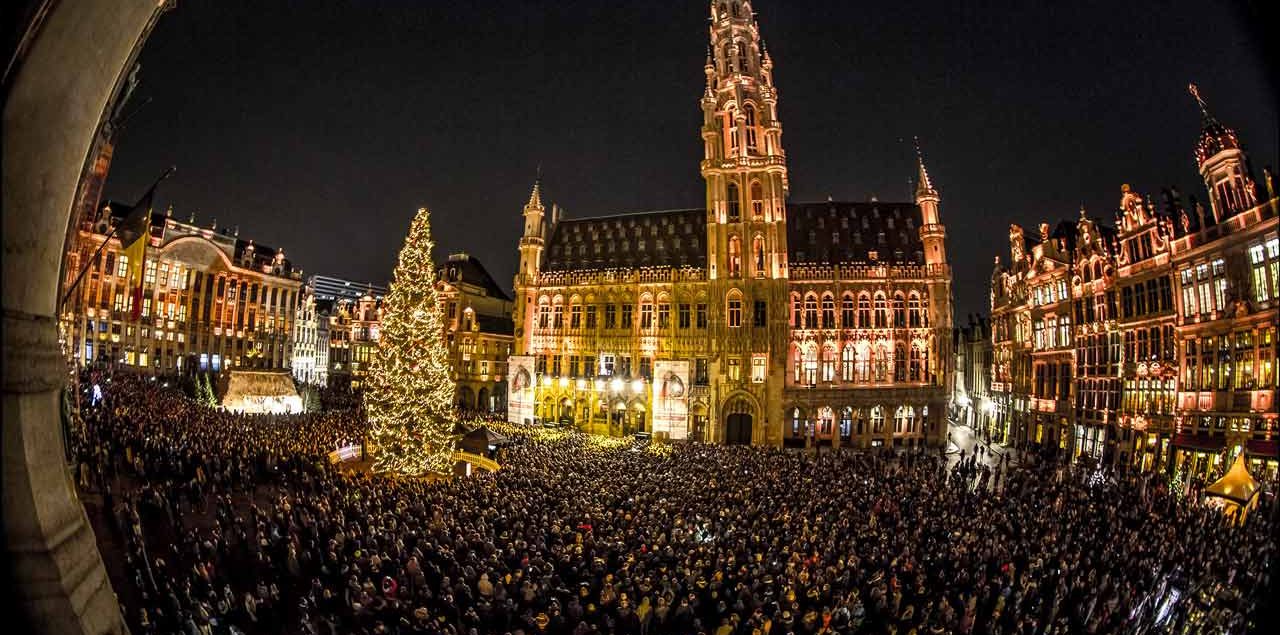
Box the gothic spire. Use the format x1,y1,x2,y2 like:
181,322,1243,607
914,137,938,200
526,173,544,209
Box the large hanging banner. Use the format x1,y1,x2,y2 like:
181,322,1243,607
652,360,690,440
506,355,535,425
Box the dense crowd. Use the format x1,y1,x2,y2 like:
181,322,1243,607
73,373,1275,635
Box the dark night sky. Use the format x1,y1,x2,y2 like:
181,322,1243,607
103,0,1277,320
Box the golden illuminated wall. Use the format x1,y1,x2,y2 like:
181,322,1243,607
61,211,302,375
517,268,713,436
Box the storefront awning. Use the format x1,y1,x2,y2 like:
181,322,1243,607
1173,433,1225,452
1245,439,1279,458
1205,453,1261,507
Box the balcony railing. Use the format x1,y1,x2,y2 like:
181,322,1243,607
789,262,949,281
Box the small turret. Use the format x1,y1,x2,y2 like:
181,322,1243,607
517,176,547,281
1189,83,1257,221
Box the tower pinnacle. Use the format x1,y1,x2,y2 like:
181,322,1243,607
913,137,938,200
527,174,544,209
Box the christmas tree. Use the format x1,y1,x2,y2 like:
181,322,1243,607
365,207,456,476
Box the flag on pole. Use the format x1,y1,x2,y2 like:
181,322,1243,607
116,177,163,322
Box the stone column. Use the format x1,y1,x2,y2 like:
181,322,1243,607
5,1,169,633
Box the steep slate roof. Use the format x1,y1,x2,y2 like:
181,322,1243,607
543,209,707,272
541,202,931,271
438,254,512,301
786,201,925,265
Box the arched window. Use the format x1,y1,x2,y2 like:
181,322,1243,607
792,344,803,383
804,294,818,329
752,234,765,276
537,296,551,329
722,43,733,75
726,290,743,327
908,292,923,328
802,344,818,385
894,342,907,381
736,41,749,75
874,293,888,328
791,293,802,328
817,406,834,436
906,406,917,432
871,405,885,433
858,294,872,328
744,105,758,154
855,344,871,383
821,343,836,382
640,294,654,329
910,344,923,381
892,293,906,327
840,407,853,437
750,181,764,218
874,344,888,382
841,343,856,381
894,406,910,434
791,407,804,436
726,182,740,222
727,235,742,277
841,294,855,327
821,294,835,329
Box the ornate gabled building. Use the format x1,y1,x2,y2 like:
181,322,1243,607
61,201,303,375
507,0,953,447
989,85,1279,478
1109,185,1178,470
437,253,515,413
1168,86,1279,481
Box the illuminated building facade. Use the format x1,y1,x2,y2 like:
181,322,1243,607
989,86,1278,475
438,253,515,412
290,288,332,386
61,202,303,374
509,0,953,447
1169,87,1279,480
952,316,993,438
323,292,382,391
294,257,515,409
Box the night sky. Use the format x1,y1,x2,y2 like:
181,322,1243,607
103,0,1277,321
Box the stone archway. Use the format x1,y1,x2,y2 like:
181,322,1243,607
4,3,178,633
722,394,756,445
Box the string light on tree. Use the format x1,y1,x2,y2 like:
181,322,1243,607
364,207,456,476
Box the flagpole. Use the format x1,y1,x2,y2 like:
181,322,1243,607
58,166,176,311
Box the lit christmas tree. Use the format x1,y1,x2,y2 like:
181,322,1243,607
365,207,456,476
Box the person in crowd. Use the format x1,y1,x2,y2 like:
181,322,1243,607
74,371,1275,635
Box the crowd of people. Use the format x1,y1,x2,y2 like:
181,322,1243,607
71,372,1275,635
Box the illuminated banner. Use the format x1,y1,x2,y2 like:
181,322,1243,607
507,355,535,425
651,360,690,440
